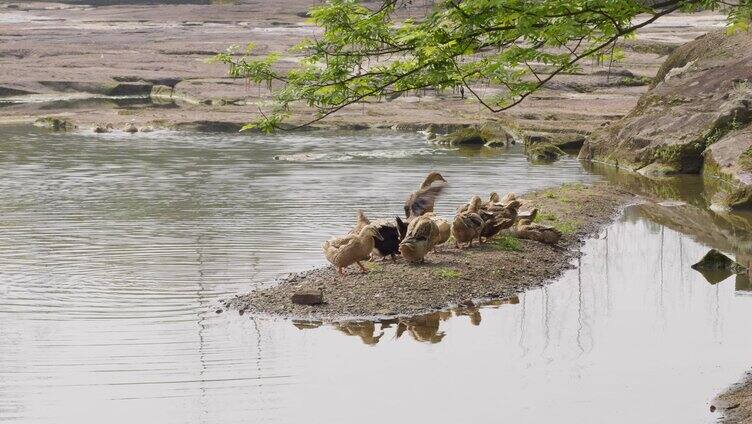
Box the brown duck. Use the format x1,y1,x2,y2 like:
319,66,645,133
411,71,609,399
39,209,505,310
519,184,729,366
479,193,522,241
451,195,485,248
399,214,439,263
515,210,562,245
404,172,447,219
425,212,451,250
323,224,384,276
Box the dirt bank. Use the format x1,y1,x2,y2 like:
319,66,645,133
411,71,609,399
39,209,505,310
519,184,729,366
223,183,633,319
714,372,752,423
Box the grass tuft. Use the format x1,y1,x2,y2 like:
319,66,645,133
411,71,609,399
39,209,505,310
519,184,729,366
364,262,382,271
553,220,579,235
533,210,578,235
534,211,558,223
491,235,522,251
435,268,461,279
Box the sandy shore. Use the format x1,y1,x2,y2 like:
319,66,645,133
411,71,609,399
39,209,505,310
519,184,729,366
223,183,633,319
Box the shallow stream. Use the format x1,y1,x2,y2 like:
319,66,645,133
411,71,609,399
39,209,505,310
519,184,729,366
1,127,751,423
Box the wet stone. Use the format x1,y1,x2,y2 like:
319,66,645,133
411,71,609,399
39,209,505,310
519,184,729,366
291,288,324,306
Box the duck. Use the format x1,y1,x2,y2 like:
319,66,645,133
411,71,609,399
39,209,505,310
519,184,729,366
399,215,439,263
349,210,408,262
451,195,485,248
374,216,408,262
323,224,384,276
458,191,518,214
515,213,562,245
404,172,447,219
425,212,451,250
487,191,518,207
479,195,523,241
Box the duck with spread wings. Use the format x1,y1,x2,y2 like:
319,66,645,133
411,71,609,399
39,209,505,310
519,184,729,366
404,172,447,219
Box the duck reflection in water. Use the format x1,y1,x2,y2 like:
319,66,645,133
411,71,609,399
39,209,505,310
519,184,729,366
335,321,384,345
395,312,451,344
291,296,520,345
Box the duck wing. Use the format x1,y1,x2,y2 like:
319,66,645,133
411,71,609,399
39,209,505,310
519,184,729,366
403,217,436,247
324,233,360,251
404,181,446,218
458,212,484,229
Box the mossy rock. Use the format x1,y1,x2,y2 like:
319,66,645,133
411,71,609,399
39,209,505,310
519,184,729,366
435,122,517,147
33,117,76,131
479,121,519,146
435,128,488,146
637,162,680,177
526,132,585,151
618,75,653,87
526,143,565,163
739,146,752,172
712,184,752,210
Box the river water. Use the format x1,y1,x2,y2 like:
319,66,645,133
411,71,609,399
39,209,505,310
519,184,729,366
1,126,750,423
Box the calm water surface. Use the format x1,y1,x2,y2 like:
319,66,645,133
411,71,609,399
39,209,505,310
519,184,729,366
1,126,750,423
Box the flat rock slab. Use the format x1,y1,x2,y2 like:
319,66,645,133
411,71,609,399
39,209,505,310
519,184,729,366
291,288,324,306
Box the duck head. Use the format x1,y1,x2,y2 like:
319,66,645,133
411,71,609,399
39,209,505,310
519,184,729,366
489,192,500,203
505,199,522,211
468,195,483,213
421,172,447,188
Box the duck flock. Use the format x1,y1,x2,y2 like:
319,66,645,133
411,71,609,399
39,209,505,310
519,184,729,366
322,172,562,277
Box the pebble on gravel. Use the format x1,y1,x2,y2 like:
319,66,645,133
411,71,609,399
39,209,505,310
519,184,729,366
291,288,324,306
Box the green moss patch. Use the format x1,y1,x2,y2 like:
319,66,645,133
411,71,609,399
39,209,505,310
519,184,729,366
434,268,462,279
491,235,522,252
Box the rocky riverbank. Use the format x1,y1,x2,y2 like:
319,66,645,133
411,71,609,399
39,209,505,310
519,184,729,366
713,372,752,424
0,2,726,143
223,183,633,319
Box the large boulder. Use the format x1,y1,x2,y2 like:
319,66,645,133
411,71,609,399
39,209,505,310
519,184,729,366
579,30,752,209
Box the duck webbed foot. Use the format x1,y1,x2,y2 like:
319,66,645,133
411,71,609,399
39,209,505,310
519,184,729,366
356,261,369,273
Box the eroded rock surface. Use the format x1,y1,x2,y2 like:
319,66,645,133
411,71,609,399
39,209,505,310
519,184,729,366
580,30,752,209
